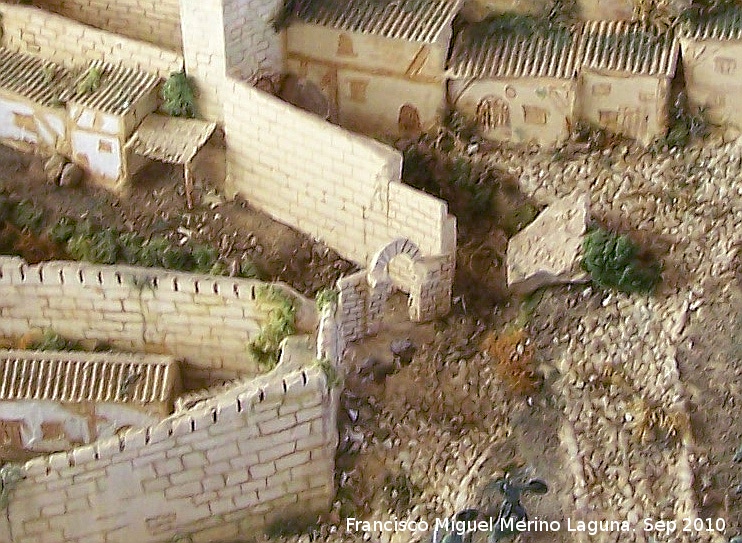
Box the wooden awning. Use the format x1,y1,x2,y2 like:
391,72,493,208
125,113,216,164
125,113,217,208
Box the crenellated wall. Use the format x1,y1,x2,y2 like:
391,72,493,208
2,361,337,543
0,3,183,78
0,257,316,390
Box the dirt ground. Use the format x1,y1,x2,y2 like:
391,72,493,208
0,144,355,296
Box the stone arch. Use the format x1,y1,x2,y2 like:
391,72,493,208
367,238,422,289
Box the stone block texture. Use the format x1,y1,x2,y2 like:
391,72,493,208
31,0,183,52
6,366,337,543
223,0,284,81
223,78,456,268
0,3,183,78
0,257,311,389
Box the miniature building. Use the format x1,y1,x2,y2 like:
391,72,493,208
59,61,161,191
285,0,462,137
678,9,742,132
576,21,679,145
0,350,181,460
448,23,581,146
0,47,74,154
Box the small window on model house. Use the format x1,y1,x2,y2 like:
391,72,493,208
592,83,611,96
598,110,619,130
522,105,547,125
98,140,113,153
398,104,421,133
349,79,368,103
714,56,737,75
12,112,35,132
0,420,23,449
41,421,66,441
476,96,510,131
337,34,356,57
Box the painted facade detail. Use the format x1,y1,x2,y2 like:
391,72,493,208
285,0,462,136
0,351,181,460
679,11,742,133
448,24,580,145
576,20,679,145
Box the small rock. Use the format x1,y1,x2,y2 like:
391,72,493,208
390,339,416,366
506,192,591,294
43,153,66,184
59,162,84,187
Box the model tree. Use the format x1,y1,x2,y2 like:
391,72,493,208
161,71,196,118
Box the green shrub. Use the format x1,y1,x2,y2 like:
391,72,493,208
10,200,44,233
315,287,339,312
162,71,196,118
29,329,82,351
237,258,260,279
581,228,661,294
190,244,218,273
47,217,79,244
249,286,296,371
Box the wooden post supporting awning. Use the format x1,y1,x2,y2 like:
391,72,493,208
124,113,217,209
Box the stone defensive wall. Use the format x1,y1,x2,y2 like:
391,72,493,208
223,77,456,268
0,256,317,390
29,0,183,53
0,353,338,543
0,3,183,78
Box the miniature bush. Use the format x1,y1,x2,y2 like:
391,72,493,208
481,327,540,396
581,227,661,294
190,244,219,273
162,71,196,118
249,286,296,371
315,287,339,313
10,200,44,234
25,329,82,352
76,67,101,95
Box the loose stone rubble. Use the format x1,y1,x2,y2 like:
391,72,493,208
278,136,741,543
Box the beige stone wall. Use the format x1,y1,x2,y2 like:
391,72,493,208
0,257,315,390
7,365,337,543
0,3,183,78
223,78,456,268
680,38,742,130
338,70,446,136
223,0,284,81
31,0,183,52
577,72,669,145
286,24,449,81
577,0,635,20
179,0,228,121
286,23,449,137
450,77,577,146
460,0,550,20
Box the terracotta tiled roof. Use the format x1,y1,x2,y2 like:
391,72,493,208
577,20,679,77
290,0,462,44
448,26,580,79
60,60,160,115
0,350,180,404
0,47,75,108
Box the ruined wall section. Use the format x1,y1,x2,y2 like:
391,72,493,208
0,257,315,389
223,79,456,268
0,3,183,78
7,365,337,543
30,0,183,52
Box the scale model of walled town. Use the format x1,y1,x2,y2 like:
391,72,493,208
0,0,740,542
